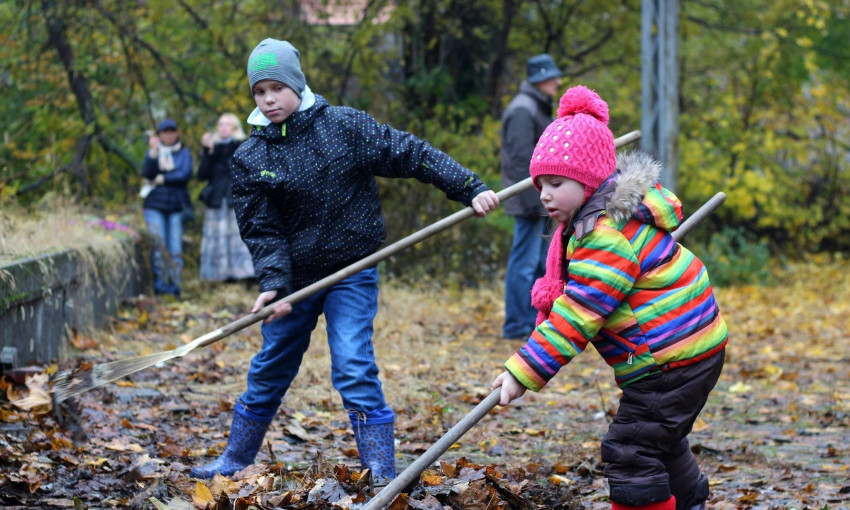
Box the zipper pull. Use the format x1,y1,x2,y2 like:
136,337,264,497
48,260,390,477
627,353,633,365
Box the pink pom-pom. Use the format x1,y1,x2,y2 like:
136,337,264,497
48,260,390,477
557,85,609,124
530,275,565,321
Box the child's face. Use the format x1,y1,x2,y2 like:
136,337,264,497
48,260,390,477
538,175,585,223
252,80,301,124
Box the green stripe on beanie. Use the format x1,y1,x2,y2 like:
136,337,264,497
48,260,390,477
247,39,306,98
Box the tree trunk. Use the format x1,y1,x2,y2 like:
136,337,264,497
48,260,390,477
42,0,97,127
488,0,518,117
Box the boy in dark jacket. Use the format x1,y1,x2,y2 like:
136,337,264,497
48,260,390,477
190,39,499,489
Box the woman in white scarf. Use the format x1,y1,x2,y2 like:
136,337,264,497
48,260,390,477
141,118,193,299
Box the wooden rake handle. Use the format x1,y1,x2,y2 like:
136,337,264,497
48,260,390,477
362,190,727,510
176,131,643,356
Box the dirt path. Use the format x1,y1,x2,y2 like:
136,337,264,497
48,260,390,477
2,260,850,509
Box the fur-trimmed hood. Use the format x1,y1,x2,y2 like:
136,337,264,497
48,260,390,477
529,150,684,327
573,150,682,239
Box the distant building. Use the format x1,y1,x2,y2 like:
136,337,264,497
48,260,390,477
300,0,394,26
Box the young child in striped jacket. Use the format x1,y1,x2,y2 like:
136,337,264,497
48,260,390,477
492,85,728,510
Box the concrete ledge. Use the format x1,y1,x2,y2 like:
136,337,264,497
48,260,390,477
0,235,148,365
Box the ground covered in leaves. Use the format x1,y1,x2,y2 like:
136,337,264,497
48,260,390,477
2,258,850,509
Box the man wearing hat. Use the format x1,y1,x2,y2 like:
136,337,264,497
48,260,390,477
499,53,563,340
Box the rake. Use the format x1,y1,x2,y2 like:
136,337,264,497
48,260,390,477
361,190,728,510
50,130,642,405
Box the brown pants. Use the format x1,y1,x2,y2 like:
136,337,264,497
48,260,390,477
601,349,725,509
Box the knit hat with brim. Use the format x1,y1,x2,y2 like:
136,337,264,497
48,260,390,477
527,54,562,84
247,39,306,98
529,85,617,203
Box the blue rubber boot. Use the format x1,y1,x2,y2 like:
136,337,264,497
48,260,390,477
191,402,273,478
351,420,397,489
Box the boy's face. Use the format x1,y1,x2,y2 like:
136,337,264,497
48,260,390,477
252,80,301,124
538,174,585,223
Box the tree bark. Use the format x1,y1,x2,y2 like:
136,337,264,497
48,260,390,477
41,0,96,194
488,0,519,117
42,0,97,127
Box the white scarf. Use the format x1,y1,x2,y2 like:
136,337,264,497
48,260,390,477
152,141,182,172
140,141,182,198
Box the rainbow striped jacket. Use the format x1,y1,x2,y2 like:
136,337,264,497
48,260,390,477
505,152,728,391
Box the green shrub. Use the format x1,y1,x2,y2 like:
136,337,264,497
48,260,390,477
691,226,777,287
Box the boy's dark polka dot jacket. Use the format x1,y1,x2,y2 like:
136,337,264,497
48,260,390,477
231,94,491,295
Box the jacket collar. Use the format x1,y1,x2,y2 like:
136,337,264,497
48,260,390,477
571,151,665,240
573,173,619,240
247,84,317,127
520,81,553,110
252,93,329,141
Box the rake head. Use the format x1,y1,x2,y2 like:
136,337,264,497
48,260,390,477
50,351,175,404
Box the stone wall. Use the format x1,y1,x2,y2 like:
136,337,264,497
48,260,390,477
0,236,148,366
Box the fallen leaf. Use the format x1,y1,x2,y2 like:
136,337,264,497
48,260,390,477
192,481,215,508
12,373,52,414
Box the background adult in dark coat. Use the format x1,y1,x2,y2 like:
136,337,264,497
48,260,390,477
499,54,563,339
197,113,254,282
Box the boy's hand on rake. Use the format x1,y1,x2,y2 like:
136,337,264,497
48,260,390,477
492,371,527,406
471,190,499,217
253,290,293,323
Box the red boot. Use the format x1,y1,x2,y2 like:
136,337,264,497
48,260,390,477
612,496,676,510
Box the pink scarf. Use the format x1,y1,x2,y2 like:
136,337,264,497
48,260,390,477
530,223,567,326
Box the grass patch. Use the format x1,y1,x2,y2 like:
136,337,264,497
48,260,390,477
0,194,144,295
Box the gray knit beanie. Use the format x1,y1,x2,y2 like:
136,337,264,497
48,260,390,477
247,39,306,98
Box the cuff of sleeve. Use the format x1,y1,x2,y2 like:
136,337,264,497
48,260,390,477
259,275,292,296
466,182,490,205
505,355,546,392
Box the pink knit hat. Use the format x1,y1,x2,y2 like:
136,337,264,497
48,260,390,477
529,85,617,202
528,86,617,325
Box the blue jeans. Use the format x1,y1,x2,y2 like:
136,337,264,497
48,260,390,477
503,215,549,338
240,267,394,424
143,208,183,297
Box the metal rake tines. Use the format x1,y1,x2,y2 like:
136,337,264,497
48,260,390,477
51,351,174,403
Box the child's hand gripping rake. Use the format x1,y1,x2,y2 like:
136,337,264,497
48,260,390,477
361,190,727,510
49,130,642,405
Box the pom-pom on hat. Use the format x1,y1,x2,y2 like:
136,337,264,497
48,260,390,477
529,85,616,202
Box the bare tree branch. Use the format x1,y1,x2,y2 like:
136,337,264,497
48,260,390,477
569,26,615,63
684,15,763,36
17,135,92,196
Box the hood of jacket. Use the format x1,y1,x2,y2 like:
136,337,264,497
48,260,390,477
573,151,682,239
